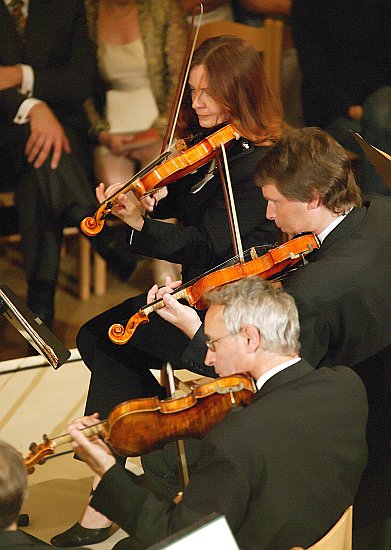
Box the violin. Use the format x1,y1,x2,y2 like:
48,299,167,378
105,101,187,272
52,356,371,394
80,124,240,237
109,232,320,345
23,374,256,472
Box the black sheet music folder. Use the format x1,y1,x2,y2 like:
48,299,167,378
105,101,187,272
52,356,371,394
0,285,70,369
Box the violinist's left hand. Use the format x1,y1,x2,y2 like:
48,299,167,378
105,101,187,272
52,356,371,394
147,276,183,302
96,182,144,231
147,277,203,338
68,414,116,478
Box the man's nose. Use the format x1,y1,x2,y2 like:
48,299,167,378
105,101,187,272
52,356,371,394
266,202,275,220
205,349,214,366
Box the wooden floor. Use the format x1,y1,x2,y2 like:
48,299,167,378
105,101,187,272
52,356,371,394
0,236,174,547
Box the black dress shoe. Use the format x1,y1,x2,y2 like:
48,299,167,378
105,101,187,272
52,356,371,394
50,522,112,547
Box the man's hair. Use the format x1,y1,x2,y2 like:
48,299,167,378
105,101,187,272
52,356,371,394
256,127,362,213
205,277,300,355
0,441,27,530
177,35,283,145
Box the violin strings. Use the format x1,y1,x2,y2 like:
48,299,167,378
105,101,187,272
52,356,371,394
140,244,274,313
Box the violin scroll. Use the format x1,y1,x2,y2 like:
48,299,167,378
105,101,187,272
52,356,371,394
80,213,105,237
24,435,54,474
108,311,149,345
80,196,120,236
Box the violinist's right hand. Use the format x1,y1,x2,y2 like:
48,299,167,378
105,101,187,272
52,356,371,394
147,277,203,338
96,182,145,231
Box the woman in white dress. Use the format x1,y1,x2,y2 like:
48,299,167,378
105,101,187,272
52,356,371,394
84,0,188,281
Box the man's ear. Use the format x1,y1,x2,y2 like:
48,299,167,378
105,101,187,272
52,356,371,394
242,325,260,352
307,190,322,209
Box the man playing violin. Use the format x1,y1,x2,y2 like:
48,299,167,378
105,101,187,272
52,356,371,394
175,127,391,550
51,35,282,547
67,277,368,550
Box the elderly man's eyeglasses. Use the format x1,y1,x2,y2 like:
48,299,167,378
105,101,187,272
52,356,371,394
205,333,237,352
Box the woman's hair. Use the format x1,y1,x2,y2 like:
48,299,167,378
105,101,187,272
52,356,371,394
205,277,300,356
177,35,283,145
0,441,27,530
256,127,362,213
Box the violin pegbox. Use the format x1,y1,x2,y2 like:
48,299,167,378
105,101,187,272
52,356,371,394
24,434,54,473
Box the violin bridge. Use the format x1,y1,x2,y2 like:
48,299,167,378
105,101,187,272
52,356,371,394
175,139,187,153
250,247,258,260
288,251,304,259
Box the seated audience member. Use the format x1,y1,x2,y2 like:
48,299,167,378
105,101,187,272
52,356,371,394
291,0,391,195
84,0,187,189
0,440,50,548
0,0,136,328
68,277,368,550
83,0,188,284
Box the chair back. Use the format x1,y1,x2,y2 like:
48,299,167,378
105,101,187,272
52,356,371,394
195,19,283,99
290,505,353,550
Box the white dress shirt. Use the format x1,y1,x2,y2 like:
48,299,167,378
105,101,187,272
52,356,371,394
3,0,43,123
256,357,301,391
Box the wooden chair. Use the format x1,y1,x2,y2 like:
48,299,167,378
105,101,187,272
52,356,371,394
291,505,353,550
0,191,105,300
195,18,284,99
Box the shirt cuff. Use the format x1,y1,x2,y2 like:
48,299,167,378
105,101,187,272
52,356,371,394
129,228,135,245
13,98,44,125
18,64,34,96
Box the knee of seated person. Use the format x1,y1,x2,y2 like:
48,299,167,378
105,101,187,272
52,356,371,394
76,322,95,363
326,117,362,155
363,86,391,130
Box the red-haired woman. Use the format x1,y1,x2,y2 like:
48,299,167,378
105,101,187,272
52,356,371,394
51,35,282,547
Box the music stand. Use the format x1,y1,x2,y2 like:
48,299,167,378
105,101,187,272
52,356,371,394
0,285,70,369
354,133,391,191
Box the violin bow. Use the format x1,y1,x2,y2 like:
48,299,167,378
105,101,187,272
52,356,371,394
219,141,245,263
160,4,204,498
161,4,204,152
163,363,190,494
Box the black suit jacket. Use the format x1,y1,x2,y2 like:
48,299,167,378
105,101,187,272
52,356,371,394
282,196,391,370
0,0,95,134
0,529,50,548
91,361,368,550
183,195,391,524
0,528,87,549
185,195,391,386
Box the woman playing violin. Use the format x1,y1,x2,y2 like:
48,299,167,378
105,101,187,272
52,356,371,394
51,35,282,547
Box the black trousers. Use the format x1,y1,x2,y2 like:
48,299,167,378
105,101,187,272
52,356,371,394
77,291,212,476
0,124,96,284
77,292,217,418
